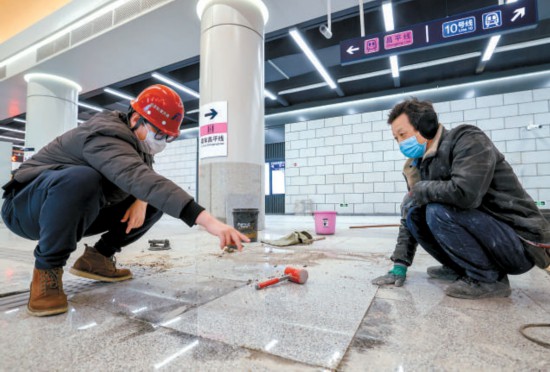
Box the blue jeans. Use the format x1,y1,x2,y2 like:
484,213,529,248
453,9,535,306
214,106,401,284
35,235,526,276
406,203,533,282
2,166,163,269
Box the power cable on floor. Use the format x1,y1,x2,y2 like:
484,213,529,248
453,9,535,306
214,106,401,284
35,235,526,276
519,323,550,348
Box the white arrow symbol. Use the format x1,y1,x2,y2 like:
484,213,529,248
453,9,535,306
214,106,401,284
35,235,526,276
511,7,525,22
346,45,360,55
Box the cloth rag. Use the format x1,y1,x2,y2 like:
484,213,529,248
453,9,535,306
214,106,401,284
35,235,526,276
261,231,315,247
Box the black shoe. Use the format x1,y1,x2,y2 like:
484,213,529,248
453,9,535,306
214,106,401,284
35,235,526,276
445,275,511,299
427,265,460,281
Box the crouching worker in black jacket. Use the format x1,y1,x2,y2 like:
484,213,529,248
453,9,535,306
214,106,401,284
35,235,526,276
2,84,249,316
372,97,550,299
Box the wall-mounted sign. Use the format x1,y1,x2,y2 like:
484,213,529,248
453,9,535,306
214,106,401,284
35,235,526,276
199,101,228,159
340,0,538,65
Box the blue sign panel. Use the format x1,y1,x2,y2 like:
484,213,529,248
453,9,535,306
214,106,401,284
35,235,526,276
442,16,476,38
340,0,537,65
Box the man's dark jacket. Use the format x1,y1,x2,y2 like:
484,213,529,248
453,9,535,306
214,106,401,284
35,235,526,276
392,124,550,269
9,111,203,225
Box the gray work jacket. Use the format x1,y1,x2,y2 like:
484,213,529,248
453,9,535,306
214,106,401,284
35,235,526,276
392,124,550,269
13,111,197,222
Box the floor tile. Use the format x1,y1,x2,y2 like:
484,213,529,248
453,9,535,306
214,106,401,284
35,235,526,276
0,301,316,371
167,260,377,369
70,269,247,325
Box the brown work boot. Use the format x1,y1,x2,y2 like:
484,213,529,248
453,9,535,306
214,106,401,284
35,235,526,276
70,244,132,282
28,267,68,317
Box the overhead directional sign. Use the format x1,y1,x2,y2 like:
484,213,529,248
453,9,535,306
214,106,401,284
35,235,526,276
340,0,538,65
199,101,228,159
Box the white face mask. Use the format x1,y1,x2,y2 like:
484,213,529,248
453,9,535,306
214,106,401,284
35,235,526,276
141,130,167,155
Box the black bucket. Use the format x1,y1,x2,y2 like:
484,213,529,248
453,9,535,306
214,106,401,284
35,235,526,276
232,208,259,242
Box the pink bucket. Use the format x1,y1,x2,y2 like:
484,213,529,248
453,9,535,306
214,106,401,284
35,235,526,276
313,211,337,235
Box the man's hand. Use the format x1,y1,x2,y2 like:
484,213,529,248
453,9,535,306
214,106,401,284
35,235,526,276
195,210,250,251
371,264,407,287
121,199,148,234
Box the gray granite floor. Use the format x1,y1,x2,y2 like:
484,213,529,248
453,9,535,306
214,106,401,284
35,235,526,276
0,215,549,371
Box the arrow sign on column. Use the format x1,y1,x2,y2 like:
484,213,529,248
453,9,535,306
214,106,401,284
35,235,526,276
346,45,360,55
511,7,525,22
204,108,218,120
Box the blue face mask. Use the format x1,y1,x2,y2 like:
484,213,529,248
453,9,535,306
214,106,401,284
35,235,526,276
399,135,427,158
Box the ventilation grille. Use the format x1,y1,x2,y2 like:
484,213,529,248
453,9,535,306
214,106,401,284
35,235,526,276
71,12,112,46
36,33,70,62
114,0,143,25
35,0,172,63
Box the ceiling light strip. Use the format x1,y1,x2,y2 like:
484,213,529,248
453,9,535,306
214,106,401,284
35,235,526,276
151,73,200,98
382,2,395,32
359,0,365,37
104,88,135,101
495,36,550,53
482,35,501,62
78,102,104,112
338,69,391,83
0,126,25,134
267,60,290,80
264,89,277,100
278,82,328,95
289,28,337,89
0,135,24,142
400,52,481,71
390,55,399,78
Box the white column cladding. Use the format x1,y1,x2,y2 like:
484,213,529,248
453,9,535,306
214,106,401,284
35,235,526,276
196,0,268,228
24,73,81,152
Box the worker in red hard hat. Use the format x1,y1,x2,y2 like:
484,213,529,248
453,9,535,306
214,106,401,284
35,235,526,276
129,84,184,154
1,84,249,317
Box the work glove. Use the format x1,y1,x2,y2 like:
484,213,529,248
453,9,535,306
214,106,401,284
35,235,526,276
371,264,407,287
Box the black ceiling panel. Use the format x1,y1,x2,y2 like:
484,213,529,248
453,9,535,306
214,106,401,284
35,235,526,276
3,0,549,143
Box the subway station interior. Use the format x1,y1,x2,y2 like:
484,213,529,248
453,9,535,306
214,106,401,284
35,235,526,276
1,0,549,370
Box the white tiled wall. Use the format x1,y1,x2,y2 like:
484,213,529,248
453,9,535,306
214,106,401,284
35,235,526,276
154,138,197,198
150,89,550,216
285,88,550,215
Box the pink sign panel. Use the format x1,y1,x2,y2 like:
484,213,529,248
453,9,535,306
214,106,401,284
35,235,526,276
364,38,380,54
384,30,414,50
200,122,227,136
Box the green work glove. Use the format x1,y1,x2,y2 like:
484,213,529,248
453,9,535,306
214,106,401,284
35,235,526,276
371,264,407,287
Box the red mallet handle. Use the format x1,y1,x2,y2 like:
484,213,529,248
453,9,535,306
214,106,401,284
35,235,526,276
255,277,288,290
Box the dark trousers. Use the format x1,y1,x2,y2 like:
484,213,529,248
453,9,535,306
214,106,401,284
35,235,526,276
406,203,533,282
1,166,163,269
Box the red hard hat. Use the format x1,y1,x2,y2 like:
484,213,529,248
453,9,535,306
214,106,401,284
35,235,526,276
130,84,184,137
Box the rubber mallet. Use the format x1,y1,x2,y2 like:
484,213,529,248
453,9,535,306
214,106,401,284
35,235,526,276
255,266,309,290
